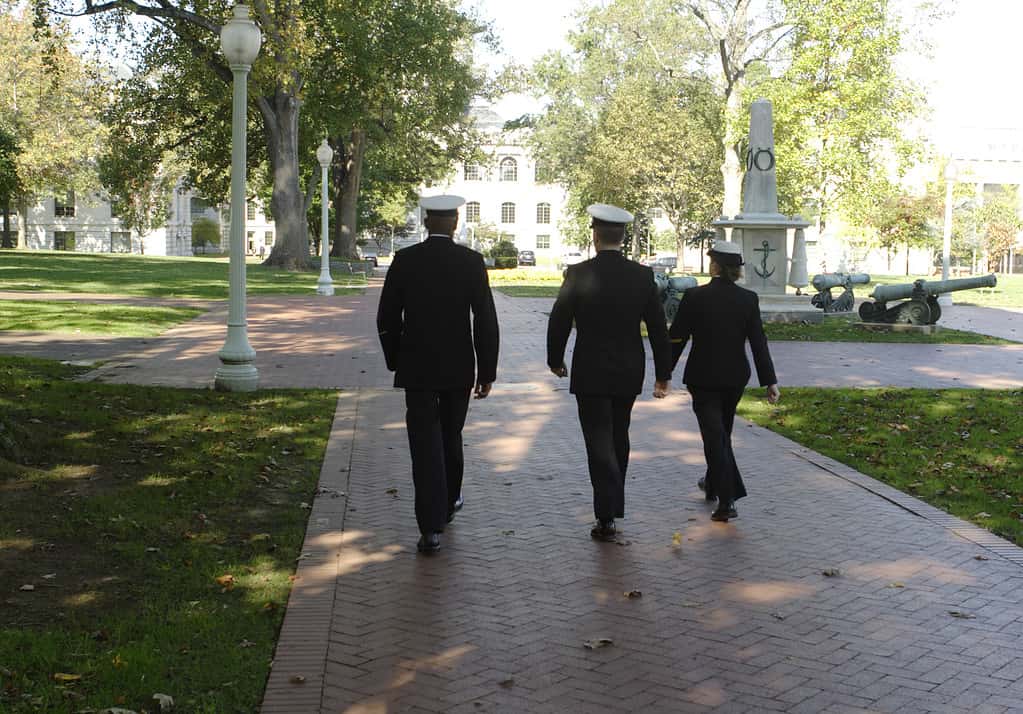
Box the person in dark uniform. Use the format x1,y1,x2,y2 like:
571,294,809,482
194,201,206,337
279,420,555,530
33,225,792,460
377,194,499,554
669,239,780,522
547,203,672,542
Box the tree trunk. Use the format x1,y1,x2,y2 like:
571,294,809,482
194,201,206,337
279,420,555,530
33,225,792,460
720,86,743,219
1,196,12,249
259,90,310,270
330,128,366,258
905,242,910,276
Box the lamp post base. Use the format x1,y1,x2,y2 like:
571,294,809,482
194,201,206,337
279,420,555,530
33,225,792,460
316,271,334,296
214,362,259,391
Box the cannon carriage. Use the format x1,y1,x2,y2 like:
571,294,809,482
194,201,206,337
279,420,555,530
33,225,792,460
858,274,997,325
654,273,698,323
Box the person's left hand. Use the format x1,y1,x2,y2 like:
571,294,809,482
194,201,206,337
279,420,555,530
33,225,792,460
475,382,492,399
653,380,671,398
550,364,568,378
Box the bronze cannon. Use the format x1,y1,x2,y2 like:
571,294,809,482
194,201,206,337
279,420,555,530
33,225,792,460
858,274,997,325
654,274,698,323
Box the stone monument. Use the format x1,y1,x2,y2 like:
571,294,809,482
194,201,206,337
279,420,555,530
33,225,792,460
713,100,810,296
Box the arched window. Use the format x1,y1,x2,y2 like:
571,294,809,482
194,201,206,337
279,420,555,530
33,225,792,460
501,202,516,224
464,164,482,181
465,201,480,223
536,203,551,224
499,157,518,182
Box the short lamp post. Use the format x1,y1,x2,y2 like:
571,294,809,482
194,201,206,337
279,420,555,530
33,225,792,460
316,138,335,296
939,160,957,307
214,4,262,392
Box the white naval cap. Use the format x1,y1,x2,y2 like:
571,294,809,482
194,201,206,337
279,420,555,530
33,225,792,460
420,194,465,215
586,203,634,225
707,239,744,266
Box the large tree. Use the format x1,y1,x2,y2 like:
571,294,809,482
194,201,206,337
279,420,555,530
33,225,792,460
303,0,485,258
0,128,21,248
0,5,108,245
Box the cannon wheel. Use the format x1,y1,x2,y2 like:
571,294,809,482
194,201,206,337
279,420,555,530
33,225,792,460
896,299,931,325
927,297,942,324
858,301,884,322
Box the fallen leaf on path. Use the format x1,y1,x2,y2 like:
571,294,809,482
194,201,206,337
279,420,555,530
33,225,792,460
53,673,82,683
501,530,515,536
948,610,976,619
887,582,905,589
385,488,398,497
974,555,990,561
771,612,785,620
498,678,515,688
289,675,306,684
821,568,841,577
215,575,235,592
671,531,683,547
583,638,614,650
624,590,642,599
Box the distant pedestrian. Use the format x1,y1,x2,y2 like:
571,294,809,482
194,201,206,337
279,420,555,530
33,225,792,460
259,244,265,260
547,203,672,542
377,195,500,554
669,239,780,522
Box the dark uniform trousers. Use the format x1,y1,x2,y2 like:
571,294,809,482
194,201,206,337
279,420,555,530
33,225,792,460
688,386,748,506
405,389,471,535
576,394,636,521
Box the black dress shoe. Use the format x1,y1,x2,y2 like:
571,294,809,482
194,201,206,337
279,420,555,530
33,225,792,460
710,501,738,522
590,519,617,542
697,477,715,501
417,532,441,553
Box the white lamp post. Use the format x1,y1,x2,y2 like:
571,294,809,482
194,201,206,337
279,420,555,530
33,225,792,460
315,138,335,295
214,4,262,392
939,160,957,307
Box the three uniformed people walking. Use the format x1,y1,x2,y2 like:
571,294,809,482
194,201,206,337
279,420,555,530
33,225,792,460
378,196,779,553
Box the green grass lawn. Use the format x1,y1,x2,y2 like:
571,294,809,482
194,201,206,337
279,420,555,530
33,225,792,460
764,314,1011,344
738,387,1023,546
0,356,336,713
0,251,365,299
0,300,204,337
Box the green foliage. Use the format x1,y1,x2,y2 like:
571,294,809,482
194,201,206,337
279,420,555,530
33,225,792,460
764,314,1009,345
190,217,221,250
738,387,1023,546
763,0,927,228
490,240,519,258
0,356,335,712
863,186,939,274
0,7,107,207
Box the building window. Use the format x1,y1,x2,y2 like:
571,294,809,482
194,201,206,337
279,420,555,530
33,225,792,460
265,231,274,246
53,231,75,251
54,190,75,218
247,202,257,221
650,207,664,219
110,198,124,219
464,164,482,181
499,157,518,182
500,202,516,224
534,162,552,183
110,231,131,253
536,203,551,224
190,197,210,220
465,201,480,223
536,234,551,249
247,231,255,254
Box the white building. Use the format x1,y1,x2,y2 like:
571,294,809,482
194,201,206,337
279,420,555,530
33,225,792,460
418,108,570,265
14,182,276,257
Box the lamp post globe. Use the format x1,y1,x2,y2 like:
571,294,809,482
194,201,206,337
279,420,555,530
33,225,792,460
316,138,335,296
939,159,957,306
215,4,262,392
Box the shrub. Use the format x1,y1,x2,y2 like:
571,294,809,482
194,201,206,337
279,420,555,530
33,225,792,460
493,256,517,269
490,240,518,259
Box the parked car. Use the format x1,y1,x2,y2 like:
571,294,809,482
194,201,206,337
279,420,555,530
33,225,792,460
558,251,586,271
651,255,678,272
358,247,379,267
518,250,536,266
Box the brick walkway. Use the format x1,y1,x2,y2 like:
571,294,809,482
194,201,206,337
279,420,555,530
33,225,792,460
5,284,1023,712
260,287,1023,714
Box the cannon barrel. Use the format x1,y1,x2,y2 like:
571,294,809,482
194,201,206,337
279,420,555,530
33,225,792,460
811,272,870,291
870,274,997,303
667,276,698,292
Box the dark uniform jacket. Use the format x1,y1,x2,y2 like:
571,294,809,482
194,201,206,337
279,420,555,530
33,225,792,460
669,277,776,389
377,236,499,390
547,250,672,396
